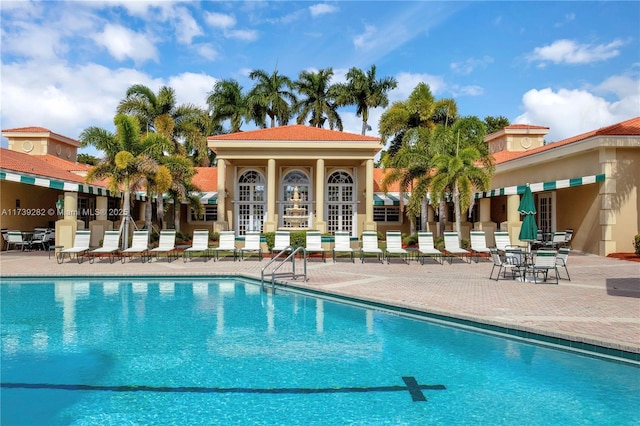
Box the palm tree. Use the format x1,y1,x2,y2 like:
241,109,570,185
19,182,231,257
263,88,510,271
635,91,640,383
334,65,397,135
247,69,296,128
80,114,170,249
294,68,342,130
429,117,494,237
117,84,209,165
206,79,249,133
162,155,202,233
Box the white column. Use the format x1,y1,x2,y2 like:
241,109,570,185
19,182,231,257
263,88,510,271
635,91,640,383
315,158,326,233
364,159,376,231
217,159,226,223
265,158,277,232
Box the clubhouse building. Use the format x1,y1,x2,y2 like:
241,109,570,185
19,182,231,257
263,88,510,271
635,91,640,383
1,117,639,255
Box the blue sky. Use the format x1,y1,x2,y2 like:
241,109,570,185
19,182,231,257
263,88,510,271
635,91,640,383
1,1,639,155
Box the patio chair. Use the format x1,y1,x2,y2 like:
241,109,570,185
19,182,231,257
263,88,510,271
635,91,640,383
31,228,54,251
89,230,121,263
525,249,559,284
360,231,383,263
470,231,491,262
121,230,150,263
183,229,211,262
494,231,511,253
304,230,325,262
1,229,8,250
57,230,91,264
332,231,354,263
384,231,408,264
213,231,237,261
503,247,526,280
150,229,177,262
564,229,573,249
6,231,31,251
271,230,291,257
555,247,571,280
443,232,471,264
489,248,522,281
240,232,263,260
416,231,443,265
545,231,566,249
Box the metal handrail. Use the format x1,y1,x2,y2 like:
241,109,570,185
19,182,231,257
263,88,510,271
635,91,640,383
260,245,307,291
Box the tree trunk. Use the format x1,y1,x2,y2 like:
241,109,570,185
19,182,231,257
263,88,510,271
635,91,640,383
438,200,446,237
454,183,462,242
122,183,131,250
173,197,181,233
156,195,164,230
145,196,153,230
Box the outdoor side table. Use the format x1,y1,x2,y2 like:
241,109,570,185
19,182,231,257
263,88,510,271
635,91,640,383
49,245,64,259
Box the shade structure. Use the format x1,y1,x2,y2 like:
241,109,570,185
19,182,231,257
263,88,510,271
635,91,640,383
518,184,538,243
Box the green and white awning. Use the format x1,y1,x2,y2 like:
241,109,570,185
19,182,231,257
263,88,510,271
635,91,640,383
475,174,605,198
373,192,410,206
199,192,218,205
0,170,145,200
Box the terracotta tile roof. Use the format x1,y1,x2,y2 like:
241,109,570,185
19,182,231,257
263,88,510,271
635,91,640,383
192,167,217,192
208,124,381,142
40,155,91,173
503,124,550,130
0,148,91,184
494,116,640,164
373,168,403,192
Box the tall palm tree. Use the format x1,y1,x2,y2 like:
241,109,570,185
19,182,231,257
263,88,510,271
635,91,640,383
429,117,494,237
247,69,296,128
80,114,170,249
334,65,397,135
162,155,202,233
206,79,249,133
117,84,209,165
294,68,342,130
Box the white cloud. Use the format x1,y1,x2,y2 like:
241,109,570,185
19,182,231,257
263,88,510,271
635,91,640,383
205,12,236,29
309,4,338,17
168,72,218,109
225,29,259,42
353,24,379,51
528,39,624,66
93,24,158,64
173,6,203,44
450,56,494,75
514,75,640,142
194,43,219,61
554,13,576,28
392,72,447,101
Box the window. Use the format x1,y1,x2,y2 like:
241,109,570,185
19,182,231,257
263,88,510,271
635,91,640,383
281,170,310,228
191,205,217,222
326,171,354,234
374,206,400,222
236,170,266,234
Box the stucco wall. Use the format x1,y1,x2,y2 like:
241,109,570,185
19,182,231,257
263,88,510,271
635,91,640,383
0,180,60,230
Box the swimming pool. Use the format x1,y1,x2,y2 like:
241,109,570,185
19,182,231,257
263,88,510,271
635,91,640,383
1,278,639,425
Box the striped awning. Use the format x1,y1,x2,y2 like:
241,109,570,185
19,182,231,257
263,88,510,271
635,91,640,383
475,174,605,198
373,192,410,206
0,170,146,200
199,192,218,205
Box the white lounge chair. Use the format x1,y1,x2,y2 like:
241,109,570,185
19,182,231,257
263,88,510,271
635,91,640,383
121,230,150,263
271,230,291,257
89,230,121,263
545,231,566,249
31,228,54,251
6,231,31,251
332,231,354,263
470,231,491,262
416,232,443,265
240,231,263,260
57,230,91,264
183,229,210,262
213,231,237,261
360,231,383,263
525,249,559,284
150,229,177,262
494,231,511,253
304,231,325,262
384,231,408,264
443,231,471,264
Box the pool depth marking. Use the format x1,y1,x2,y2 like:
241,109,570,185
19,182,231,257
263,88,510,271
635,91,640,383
1,376,445,402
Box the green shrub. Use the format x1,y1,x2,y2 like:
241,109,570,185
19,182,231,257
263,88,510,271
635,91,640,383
434,236,445,251
634,234,640,256
264,230,309,251
210,231,220,242
461,238,471,249
403,233,418,246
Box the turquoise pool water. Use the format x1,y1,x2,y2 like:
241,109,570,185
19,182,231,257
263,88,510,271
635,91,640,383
1,278,639,425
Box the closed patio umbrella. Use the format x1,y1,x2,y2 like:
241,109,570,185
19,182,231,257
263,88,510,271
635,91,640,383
518,184,538,250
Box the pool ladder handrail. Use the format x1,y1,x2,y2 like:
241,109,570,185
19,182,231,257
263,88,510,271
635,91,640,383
260,245,307,291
